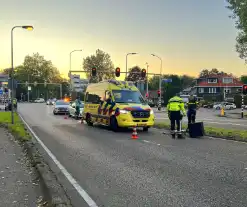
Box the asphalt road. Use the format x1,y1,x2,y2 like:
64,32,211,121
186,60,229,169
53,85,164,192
18,103,247,207
154,108,247,130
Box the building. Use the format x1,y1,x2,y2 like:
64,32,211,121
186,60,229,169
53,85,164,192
193,74,243,101
70,74,89,92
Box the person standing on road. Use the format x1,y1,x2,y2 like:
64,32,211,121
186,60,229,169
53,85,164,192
167,96,186,138
187,95,199,129
75,97,81,116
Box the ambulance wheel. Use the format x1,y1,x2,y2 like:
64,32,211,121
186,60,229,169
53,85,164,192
86,114,93,126
110,116,119,132
143,127,149,132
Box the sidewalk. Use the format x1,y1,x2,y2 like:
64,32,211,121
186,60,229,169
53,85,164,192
0,128,45,206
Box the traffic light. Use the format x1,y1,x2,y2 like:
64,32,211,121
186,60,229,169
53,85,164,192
157,90,161,97
141,69,146,78
243,84,247,95
92,67,96,76
115,67,120,77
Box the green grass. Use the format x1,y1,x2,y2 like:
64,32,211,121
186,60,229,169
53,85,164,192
154,121,247,142
0,112,31,141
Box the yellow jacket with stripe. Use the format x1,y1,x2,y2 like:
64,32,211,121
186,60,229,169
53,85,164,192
167,96,186,115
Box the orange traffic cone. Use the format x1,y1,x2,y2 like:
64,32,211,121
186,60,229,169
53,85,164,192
131,126,138,139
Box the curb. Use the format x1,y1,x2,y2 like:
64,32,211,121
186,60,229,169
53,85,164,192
23,141,72,206
2,120,72,206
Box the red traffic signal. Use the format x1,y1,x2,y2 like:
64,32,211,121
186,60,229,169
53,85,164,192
115,67,120,77
141,69,146,78
157,90,161,97
243,84,247,95
92,67,96,76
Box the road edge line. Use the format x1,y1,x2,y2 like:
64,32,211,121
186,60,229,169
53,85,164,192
18,112,99,207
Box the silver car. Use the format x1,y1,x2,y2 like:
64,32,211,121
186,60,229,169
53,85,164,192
53,100,70,115
68,102,84,119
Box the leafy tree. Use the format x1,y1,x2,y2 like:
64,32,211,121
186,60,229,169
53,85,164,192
226,0,247,62
2,53,64,100
199,69,210,77
83,49,115,83
126,66,145,82
240,75,247,83
148,74,195,105
199,68,228,77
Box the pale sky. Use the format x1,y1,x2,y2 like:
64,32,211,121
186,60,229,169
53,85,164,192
0,0,246,78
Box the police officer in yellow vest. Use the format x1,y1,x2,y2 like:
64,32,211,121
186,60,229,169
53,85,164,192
167,96,186,138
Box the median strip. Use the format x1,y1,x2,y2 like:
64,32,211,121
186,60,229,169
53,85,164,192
154,121,247,142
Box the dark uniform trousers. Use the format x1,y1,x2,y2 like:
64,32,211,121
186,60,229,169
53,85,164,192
187,109,196,124
170,111,181,132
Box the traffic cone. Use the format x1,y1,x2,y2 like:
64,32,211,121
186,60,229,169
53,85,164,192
131,126,138,139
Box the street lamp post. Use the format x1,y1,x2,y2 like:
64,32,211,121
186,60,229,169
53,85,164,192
69,49,82,100
151,54,162,110
145,62,149,96
11,25,33,124
125,52,137,80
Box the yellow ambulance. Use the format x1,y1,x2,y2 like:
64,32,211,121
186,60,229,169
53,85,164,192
83,79,155,131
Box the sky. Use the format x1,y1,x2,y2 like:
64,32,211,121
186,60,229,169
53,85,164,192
0,0,246,79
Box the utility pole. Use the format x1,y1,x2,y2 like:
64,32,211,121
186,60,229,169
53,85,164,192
146,62,149,96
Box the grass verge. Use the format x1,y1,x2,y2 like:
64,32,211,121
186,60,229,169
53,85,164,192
0,111,31,141
154,121,247,142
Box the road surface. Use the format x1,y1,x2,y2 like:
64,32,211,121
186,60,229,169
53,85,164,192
18,103,247,207
154,108,247,130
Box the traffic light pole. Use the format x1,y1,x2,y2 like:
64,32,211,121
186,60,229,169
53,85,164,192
241,93,244,118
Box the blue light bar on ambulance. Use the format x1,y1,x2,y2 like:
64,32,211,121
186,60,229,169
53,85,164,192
108,79,121,85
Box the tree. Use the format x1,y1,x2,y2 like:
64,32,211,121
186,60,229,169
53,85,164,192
199,69,209,77
83,49,115,83
2,53,64,100
199,68,228,77
226,0,247,62
240,75,247,83
126,66,145,81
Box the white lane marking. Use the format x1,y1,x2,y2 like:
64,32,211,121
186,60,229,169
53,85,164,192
155,118,246,127
18,113,98,207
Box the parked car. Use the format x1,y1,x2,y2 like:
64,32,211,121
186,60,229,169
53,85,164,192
52,98,57,105
224,103,236,110
53,100,70,115
203,103,214,108
213,102,236,110
34,98,45,103
46,99,53,105
68,101,84,119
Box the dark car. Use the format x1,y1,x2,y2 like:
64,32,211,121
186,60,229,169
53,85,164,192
53,100,70,115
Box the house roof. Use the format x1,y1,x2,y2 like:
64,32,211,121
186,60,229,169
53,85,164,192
196,75,243,87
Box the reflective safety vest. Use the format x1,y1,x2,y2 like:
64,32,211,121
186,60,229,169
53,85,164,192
187,101,198,110
167,96,186,114
13,99,17,104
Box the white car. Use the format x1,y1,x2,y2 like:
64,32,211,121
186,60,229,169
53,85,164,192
224,103,236,110
34,98,45,103
213,103,223,110
213,102,236,110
